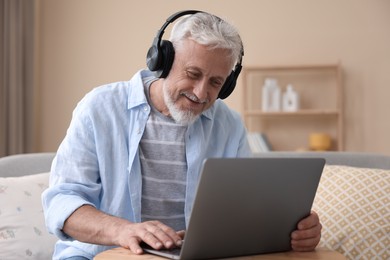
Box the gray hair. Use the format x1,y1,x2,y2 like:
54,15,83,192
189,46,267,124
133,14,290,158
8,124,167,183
169,12,243,69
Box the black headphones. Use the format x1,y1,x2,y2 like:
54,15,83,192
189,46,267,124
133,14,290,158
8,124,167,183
146,10,243,99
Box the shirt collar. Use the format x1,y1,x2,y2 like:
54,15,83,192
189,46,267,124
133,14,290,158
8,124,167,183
200,103,216,120
127,69,153,110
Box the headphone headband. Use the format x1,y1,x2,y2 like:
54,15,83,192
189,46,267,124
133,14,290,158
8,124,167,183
151,10,201,60
160,10,201,34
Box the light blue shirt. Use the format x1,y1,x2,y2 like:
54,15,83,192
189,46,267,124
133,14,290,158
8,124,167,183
42,69,252,259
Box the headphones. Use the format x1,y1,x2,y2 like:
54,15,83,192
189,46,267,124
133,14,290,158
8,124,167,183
146,10,243,99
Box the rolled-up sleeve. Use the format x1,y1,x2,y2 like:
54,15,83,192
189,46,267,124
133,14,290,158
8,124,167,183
42,95,102,240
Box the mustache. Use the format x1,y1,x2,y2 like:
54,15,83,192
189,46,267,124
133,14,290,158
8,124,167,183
180,92,209,104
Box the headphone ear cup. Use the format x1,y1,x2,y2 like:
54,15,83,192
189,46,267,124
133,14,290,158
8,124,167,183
146,44,161,72
155,40,175,78
218,72,236,99
218,62,242,99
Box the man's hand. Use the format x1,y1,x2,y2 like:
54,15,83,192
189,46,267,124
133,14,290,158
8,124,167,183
62,205,184,255
290,211,322,251
118,221,184,255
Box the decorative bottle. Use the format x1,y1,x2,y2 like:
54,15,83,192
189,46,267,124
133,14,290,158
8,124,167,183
262,78,281,112
282,84,299,112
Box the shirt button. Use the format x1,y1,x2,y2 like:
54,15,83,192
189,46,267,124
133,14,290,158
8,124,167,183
143,106,148,111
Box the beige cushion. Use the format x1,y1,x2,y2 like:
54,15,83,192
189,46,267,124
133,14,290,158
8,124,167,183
0,172,57,259
313,165,389,259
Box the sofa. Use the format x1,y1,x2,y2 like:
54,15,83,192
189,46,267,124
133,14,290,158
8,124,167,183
0,152,389,260
0,153,57,260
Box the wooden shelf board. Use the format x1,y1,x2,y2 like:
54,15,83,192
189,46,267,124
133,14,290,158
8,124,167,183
244,110,340,117
243,64,340,71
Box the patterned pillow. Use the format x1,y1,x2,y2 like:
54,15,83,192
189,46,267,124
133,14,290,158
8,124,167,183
312,165,389,260
0,172,57,260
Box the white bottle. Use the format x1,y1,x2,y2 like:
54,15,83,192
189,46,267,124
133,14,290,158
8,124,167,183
262,78,281,112
282,84,299,112
262,79,272,111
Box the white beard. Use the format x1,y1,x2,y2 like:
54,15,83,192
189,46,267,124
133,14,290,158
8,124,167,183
162,84,206,126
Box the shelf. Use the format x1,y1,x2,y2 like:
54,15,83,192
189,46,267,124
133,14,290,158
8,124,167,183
242,63,344,151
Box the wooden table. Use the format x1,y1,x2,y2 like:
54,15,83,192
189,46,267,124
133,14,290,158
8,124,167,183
94,247,347,260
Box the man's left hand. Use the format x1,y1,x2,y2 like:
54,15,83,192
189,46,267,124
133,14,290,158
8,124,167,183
290,211,322,251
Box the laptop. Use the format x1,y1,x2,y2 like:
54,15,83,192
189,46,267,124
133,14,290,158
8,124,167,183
142,157,325,259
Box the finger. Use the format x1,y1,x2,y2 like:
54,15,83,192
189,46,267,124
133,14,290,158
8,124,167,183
144,222,180,249
128,237,144,255
292,221,322,240
298,211,320,230
176,230,185,239
175,230,186,247
142,230,164,248
155,222,184,248
292,231,321,247
291,236,321,252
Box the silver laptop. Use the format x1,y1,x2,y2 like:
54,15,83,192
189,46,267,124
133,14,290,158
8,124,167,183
143,157,325,259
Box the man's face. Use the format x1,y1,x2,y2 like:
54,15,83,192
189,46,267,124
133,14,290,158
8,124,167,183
161,39,233,125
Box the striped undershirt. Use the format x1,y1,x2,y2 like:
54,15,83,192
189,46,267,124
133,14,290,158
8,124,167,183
139,76,187,231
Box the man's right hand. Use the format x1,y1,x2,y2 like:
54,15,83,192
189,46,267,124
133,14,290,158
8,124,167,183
119,221,184,254
62,205,184,255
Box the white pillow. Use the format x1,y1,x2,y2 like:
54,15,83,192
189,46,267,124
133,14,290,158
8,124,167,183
0,172,57,260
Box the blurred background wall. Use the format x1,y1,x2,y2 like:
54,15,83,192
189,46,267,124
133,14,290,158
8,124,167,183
34,0,390,154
